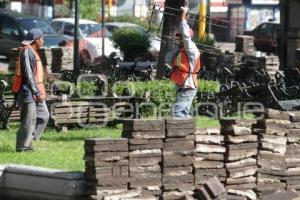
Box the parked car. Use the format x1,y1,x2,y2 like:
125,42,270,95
244,22,280,54
51,18,120,64
0,9,67,59
104,22,161,55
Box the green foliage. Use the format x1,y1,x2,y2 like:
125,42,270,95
115,79,219,117
198,79,220,93
77,81,98,96
107,15,159,33
194,33,216,47
111,28,151,61
79,0,101,21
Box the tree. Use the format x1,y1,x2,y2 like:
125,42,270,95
156,0,186,79
63,0,102,20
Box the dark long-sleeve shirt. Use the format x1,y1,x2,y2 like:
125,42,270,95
17,47,41,103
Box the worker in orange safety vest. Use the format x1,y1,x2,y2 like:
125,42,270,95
12,28,49,152
165,6,201,118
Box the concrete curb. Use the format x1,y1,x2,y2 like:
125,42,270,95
0,164,87,200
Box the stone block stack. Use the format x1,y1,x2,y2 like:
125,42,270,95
286,112,300,193
51,47,74,72
123,119,165,199
265,55,280,78
220,119,258,199
235,35,255,56
162,118,196,200
194,176,226,200
39,48,53,73
8,48,20,71
8,47,74,73
84,138,129,200
194,128,226,186
296,49,300,67
254,109,289,197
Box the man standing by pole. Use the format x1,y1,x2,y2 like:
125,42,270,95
12,28,49,152
165,6,201,118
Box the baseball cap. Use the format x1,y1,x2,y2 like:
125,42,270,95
22,28,44,46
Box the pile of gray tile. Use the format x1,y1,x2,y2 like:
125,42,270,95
84,138,129,200
233,52,243,65
8,47,74,73
195,176,227,200
162,118,196,200
265,55,279,78
8,48,18,71
125,119,164,199
220,119,258,200
235,35,255,56
286,112,300,193
50,47,74,72
39,48,54,73
194,128,226,186
124,119,165,199
296,49,300,67
254,109,289,197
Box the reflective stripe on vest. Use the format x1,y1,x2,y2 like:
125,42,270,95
171,48,201,87
12,46,46,99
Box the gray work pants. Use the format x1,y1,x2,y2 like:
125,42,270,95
16,100,49,150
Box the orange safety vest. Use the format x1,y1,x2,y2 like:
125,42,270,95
12,45,46,100
171,48,201,87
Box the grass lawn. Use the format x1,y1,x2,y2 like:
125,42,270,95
0,117,219,171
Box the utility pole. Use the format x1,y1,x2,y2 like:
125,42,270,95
198,0,207,40
73,0,80,82
108,0,112,17
156,0,186,79
102,0,105,58
207,0,211,34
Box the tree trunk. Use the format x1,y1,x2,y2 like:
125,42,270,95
156,0,186,79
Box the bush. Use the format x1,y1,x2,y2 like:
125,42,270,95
194,33,216,47
107,15,159,33
77,81,98,97
115,79,220,117
111,28,151,61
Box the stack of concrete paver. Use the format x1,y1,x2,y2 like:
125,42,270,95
220,119,258,200
235,35,255,56
296,49,300,67
8,48,21,71
162,118,196,200
265,55,280,78
195,176,227,200
194,128,226,186
8,47,74,73
286,112,300,193
233,52,243,65
51,47,74,72
123,119,165,199
84,138,129,200
254,109,289,197
38,48,51,73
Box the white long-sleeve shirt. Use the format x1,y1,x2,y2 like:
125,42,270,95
165,20,200,88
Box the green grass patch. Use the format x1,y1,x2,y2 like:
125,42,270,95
0,124,122,172
0,117,218,171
